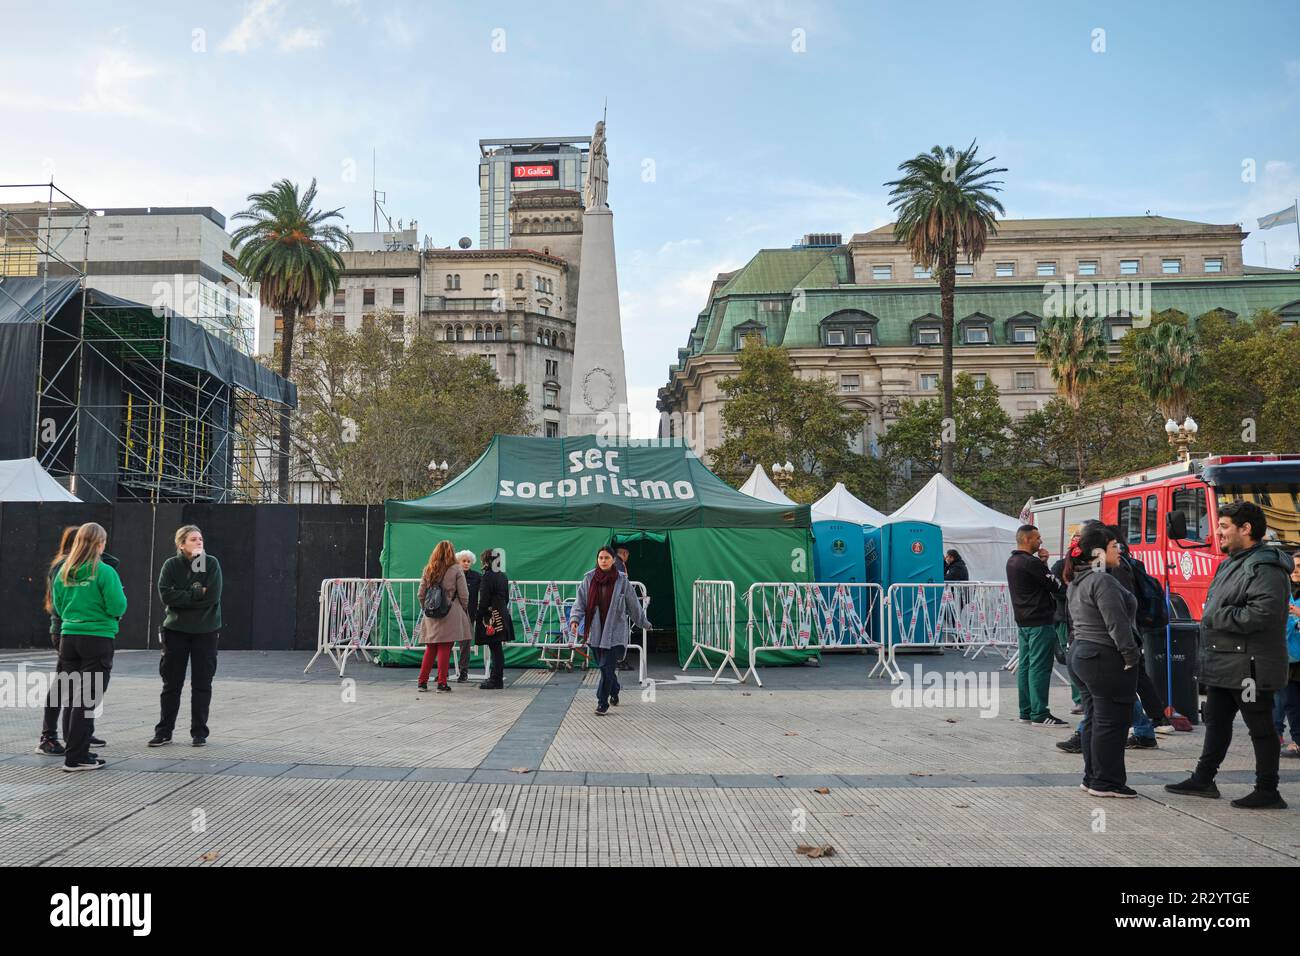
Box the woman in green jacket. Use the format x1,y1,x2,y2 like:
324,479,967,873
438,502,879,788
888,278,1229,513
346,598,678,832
50,522,126,772
149,525,223,748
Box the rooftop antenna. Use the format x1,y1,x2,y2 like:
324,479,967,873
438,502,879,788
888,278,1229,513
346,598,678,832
371,149,393,233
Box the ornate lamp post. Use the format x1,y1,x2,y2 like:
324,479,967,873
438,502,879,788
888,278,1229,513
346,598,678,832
771,460,795,491
428,459,450,491
1164,417,1198,462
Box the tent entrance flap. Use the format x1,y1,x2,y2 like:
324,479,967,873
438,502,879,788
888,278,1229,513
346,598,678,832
614,529,676,641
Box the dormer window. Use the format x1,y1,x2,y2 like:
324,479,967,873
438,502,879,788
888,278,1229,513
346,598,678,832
1005,312,1041,345
822,310,878,348
733,320,766,350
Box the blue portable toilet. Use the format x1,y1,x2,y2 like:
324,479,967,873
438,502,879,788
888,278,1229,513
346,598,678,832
812,520,867,583
865,520,944,648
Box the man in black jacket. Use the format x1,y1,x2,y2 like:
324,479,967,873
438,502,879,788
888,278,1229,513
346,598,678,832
1007,525,1069,726
1166,501,1292,809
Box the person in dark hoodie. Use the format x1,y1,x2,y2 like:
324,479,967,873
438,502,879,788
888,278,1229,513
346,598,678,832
943,550,969,582
1007,525,1069,727
1065,524,1141,796
1166,501,1292,809
475,548,513,689
149,525,223,748
1051,533,1084,721
456,550,481,683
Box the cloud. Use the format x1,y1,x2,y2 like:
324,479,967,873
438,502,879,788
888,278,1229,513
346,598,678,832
220,0,324,54
279,27,325,51
381,12,421,48
641,0,825,50
657,238,701,255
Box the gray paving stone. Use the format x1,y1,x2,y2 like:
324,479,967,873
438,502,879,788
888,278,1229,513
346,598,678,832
218,762,295,778
406,767,473,783
107,757,184,773
585,772,650,788
341,766,414,781
157,760,238,775
530,771,586,786
648,773,717,788
775,774,849,789
280,764,352,779
469,768,537,785
711,774,783,789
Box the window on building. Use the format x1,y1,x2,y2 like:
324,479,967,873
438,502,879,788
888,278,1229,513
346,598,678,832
917,327,941,345
735,328,765,349
1077,260,1098,277
545,359,558,377
495,324,504,341
854,328,872,346
483,353,496,370
515,273,524,289
512,324,521,340
539,306,549,316
920,373,939,390
995,262,1015,278
872,264,892,280
392,289,404,307
1204,257,1223,274
544,386,559,410
913,265,932,280
826,329,845,346
363,288,375,306
1171,485,1208,543
475,325,486,342
955,263,974,278
445,275,453,290
333,289,346,307
759,299,786,314
1120,259,1139,276
964,326,990,344
389,315,404,335
332,314,345,329
1117,497,1143,544
545,422,559,438
1162,258,1181,275
840,374,860,393
1036,262,1056,277
1145,494,1158,543
1108,320,1132,341
1011,324,1037,344
1015,371,1035,390
971,373,987,390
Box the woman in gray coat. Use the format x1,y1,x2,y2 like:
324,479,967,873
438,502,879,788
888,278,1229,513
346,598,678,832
1064,524,1141,798
570,546,651,715
417,539,472,693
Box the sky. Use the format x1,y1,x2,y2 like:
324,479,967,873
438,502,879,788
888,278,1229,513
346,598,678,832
2,0,1298,434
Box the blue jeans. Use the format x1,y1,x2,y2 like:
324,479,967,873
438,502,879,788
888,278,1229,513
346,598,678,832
1274,681,1300,742
594,645,622,710
1077,698,1154,739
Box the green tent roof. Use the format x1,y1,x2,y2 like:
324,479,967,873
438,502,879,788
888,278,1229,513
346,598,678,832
386,434,810,529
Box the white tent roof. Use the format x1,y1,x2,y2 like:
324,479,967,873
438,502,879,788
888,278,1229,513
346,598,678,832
0,458,80,502
738,464,796,505
890,474,1019,582
812,482,888,526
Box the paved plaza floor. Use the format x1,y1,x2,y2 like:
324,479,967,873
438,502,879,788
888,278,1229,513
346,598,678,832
0,647,1296,866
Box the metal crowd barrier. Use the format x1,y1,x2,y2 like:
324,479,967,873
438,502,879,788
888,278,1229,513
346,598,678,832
869,582,1018,683
743,582,886,686
683,580,740,683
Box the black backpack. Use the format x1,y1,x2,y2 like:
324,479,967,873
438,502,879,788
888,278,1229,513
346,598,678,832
421,581,453,619
1126,554,1169,630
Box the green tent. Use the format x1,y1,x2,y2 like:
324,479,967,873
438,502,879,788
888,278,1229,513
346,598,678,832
381,434,815,669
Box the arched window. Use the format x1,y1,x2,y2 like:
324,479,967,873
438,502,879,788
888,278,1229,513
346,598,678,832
494,324,504,341
443,325,452,342
559,331,566,348
511,324,521,341
445,275,453,290
453,275,460,290
493,273,500,287
475,324,485,341
483,274,492,290
515,273,524,290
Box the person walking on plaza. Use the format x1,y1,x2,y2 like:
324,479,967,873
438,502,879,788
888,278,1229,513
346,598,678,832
1166,501,1292,809
571,546,651,716
1277,561,1300,758
1007,524,1069,727
1064,524,1141,797
456,550,480,684
50,522,126,772
417,540,471,693
943,549,969,582
613,544,635,670
475,548,513,690
149,526,223,748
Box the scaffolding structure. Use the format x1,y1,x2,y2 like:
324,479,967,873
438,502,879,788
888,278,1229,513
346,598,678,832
0,182,291,503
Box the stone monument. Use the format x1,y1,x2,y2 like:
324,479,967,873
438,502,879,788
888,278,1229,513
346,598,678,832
567,116,629,439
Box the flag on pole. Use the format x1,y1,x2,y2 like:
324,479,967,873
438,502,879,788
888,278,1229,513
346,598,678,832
1256,203,1298,230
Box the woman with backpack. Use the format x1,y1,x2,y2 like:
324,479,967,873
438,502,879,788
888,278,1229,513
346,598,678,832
50,522,127,772
475,548,513,690
417,540,470,693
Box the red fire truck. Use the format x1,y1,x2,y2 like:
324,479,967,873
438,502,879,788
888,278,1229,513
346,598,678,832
1028,454,1300,621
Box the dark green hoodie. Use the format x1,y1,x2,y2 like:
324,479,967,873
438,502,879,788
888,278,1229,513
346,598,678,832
158,552,223,633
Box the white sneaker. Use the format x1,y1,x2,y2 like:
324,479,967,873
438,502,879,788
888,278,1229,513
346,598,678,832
1154,724,1175,735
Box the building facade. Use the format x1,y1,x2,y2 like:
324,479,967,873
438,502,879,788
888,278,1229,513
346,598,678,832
478,137,589,249
658,217,1300,458
35,206,259,354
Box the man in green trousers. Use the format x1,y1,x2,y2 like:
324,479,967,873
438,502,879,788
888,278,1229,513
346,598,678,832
1006,525,1070,727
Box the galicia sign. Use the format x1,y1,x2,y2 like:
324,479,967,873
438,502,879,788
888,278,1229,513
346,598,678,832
511,163,557,181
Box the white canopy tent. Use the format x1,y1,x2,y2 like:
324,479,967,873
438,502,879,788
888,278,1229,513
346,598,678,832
738,464,797,505
812,481,888,526
0,458,81,502
889,474,1019,581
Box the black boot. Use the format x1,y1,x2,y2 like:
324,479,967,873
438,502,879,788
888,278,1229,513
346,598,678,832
1230,788,1288,809
1164,776,1220,799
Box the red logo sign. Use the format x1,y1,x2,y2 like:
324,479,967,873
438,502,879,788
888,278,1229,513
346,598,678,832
511,163,556,180
911,541,924,554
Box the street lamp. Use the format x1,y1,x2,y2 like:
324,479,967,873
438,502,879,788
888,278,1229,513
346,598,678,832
771,460,795,491
1165,417,1198,462
428,459,450,491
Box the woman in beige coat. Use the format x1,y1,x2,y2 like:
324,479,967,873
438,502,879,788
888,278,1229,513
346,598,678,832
417,540,471,692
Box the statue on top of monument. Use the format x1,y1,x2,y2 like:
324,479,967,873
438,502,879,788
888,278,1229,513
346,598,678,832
585,118,609,210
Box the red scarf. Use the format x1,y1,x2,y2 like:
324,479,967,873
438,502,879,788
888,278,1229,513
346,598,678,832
584,566,617,635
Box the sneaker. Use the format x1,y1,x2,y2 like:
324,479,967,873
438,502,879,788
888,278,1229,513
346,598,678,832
147,734,172,748
1126,734,1158,750
192,737,207,748
1070,705,1084,715
1230,789,1288,810
1056,733,1083,754
417,682,429,692
1087,785,1138,798
478,679,503,690
610,694,620,707
1154,723,1176,736
457,671,469,684
61,758,105,772
35,738,65,757
594,705,609,716
1079,782,1090,791
1164,776,1220,799
1017,716,1031,723
436,683,452,693
1032,715,1071,728
89,735,106,748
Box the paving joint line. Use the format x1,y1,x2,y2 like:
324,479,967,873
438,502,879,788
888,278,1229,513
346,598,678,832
1133,790,1300,862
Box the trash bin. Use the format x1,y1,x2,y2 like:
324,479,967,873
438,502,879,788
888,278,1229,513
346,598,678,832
1145,621,1200,725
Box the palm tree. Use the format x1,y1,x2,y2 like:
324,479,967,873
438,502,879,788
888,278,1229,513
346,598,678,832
1036,309,1108,483
1133,321,1200,424
232,179,351,500
886,142,1005,479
